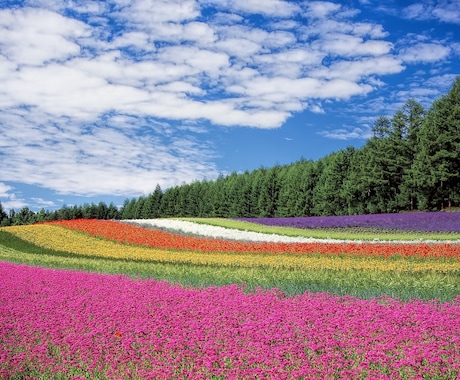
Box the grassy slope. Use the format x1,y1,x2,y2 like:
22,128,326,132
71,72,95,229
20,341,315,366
180,217,460,241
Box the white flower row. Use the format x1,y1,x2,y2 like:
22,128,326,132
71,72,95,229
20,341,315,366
124,219,460,245
125,219,327,243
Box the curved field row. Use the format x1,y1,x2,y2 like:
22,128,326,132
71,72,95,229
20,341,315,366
43,219,460,259
236,212,460,232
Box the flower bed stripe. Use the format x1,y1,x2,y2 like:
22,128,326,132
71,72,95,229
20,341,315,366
236,212,460,232
1,262,459,379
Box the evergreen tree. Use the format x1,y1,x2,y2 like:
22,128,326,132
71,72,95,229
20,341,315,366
121,198,137,219
313,148,354,216
414,77,460,209
160,187,179,217
392,99,425,210
258,165,281,217
0,202,10,226
142,184,162,218
13,207,36,225
196,180,213,217
134,196,145,219
107,202,120,219
211,174,231,217
97,202,109,219
250,167,267,217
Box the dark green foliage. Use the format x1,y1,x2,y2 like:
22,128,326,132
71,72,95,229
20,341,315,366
413,77,460,210
0,202,10,226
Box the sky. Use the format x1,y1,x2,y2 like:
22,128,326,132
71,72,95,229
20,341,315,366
0,0,459,212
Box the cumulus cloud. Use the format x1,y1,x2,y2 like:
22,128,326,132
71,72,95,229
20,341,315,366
399,42,451,63
403,1,460,24
0,182,13,198
0,182,27,211
318,126,373,140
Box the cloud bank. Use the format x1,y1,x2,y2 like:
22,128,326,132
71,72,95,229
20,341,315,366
0,0,456,197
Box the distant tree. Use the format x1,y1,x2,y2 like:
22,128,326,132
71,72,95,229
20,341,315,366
107,202,120,219
313,148,355,216
392,99,425,210
97,202,109,219
81,203,98,219
211,174,231,217
196,180,213,217
121,198,137,219
258,165,281,217
226,172,245,218
160,187,179,217
0,202,10,226
250,167,267,217
13,207,36,225
134,196,145,219
35,208,48,222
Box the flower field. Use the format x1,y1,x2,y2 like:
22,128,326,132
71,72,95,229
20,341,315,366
1,214,460,379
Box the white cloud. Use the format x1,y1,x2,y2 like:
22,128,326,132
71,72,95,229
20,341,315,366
314,34,392,57
433,2,460,24
318,126,373,140
0,109,219,195
399,42,451,63
312,56,404,81
403,1,460,24
0,182,13,198
305,1,341,19
118,0,200,26
403,3,427,20
30,198,57,208
0,8,89,65
0,182,27,211
203,0,300,17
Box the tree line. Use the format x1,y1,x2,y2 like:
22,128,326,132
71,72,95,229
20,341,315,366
1,77,459,226
0,201,120,227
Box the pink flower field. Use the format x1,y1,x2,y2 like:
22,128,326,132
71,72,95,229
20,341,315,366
1,261,459,379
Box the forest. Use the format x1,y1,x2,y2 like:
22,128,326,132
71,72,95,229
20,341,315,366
1,77,459,226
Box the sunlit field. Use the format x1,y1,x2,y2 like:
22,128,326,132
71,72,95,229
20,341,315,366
1,213,460,379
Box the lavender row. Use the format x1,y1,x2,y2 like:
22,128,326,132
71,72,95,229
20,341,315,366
237,212,460,232
1,262,459,379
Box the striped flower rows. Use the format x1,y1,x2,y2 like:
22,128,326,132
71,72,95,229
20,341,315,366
47,219,460,259
2,222,459,274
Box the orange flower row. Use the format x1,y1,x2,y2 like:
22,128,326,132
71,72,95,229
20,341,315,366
48,219,460,259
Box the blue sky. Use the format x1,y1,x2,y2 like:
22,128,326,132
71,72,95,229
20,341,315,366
0,0,459,212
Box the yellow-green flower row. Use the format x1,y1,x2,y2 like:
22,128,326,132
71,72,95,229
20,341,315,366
3,224,460,273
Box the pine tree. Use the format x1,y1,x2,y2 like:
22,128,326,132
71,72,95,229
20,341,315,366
414,77,460,209
0,202,9,226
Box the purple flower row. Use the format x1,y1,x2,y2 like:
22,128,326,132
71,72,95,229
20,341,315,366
1,262,459,379
237,212,460,232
